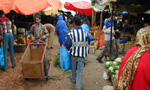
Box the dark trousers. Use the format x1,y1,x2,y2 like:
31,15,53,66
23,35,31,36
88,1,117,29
97,39,117,60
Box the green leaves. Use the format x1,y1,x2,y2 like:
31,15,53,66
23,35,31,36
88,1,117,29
54,53,60,67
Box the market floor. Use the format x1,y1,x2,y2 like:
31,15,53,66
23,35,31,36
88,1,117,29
0,34,112,90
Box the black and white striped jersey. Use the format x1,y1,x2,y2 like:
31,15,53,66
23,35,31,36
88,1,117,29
67,26,89,57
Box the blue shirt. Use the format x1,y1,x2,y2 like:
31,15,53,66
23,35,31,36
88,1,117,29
103,19,115,41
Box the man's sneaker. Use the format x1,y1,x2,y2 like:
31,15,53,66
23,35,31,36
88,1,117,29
96,58,103,63
104,56,107,61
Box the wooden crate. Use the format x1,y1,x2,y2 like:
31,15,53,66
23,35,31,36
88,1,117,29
21,40,49,79
14,45,26,52
89,45,96,54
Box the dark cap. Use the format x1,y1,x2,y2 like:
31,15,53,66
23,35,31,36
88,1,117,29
73,16,81,26
35,14,41,19
0,10,4,16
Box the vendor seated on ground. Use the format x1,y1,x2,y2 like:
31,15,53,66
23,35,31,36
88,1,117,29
30,15,49,42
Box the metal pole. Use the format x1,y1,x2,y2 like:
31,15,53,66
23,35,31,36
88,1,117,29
15,12,18,41
122,14,125,55
92,10,94,32
25,15,27,46
109,8,113,61
97,11,103,49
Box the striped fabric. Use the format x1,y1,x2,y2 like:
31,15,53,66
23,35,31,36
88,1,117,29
0,16,12,33
68,27,89,57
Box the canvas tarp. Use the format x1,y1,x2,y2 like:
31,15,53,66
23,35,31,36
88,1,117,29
93,0,150,15
0,0,61,15
64,1,92,16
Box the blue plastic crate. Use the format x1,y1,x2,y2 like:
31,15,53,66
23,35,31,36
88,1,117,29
120,39,127,44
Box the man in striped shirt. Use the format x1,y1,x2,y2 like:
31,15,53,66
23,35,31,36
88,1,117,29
65,16,90,90
0,10,16,71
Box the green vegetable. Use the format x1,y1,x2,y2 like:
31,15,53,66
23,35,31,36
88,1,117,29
115,57,122,65
104,61,111,68
115,70,119,74
112,61,117,66
54,53,60,67
116,66,120,70
108,66,115,73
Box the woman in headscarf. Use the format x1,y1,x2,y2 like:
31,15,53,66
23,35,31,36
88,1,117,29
56,15,68,47
117,26,150,90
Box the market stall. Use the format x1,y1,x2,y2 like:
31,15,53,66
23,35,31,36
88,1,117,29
0,0,61,15
0,0,62,52
92,0,150,89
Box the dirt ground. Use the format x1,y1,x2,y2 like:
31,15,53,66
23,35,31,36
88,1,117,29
0,35,112,90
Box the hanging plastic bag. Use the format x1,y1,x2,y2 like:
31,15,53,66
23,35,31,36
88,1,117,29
0,46,4,69
59,47,71,71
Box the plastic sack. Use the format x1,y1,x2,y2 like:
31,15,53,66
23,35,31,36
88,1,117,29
0,46,4,69
103,71,109,80
103,85,114,90
59,47,71,71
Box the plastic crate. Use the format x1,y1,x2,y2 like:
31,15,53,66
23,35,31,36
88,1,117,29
119,39,127,44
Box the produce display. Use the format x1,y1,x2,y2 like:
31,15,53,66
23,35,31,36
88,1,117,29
119,41,135,52
14,28,31,45
104,57,123,85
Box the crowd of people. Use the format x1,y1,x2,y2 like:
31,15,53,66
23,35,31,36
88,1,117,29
0,8,150,90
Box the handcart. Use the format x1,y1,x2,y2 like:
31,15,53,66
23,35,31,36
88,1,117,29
20,40,51,80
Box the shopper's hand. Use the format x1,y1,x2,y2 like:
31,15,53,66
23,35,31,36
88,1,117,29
31,37,35,41
61,45,65,48
41,35,46,40
112,32,115,36
115,29,119,32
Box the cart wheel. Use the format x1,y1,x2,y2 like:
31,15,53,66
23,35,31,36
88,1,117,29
44,58,50,76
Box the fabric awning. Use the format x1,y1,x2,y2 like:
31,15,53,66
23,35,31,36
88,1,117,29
0,0,61,15
64,1,92,16
93,0,150,15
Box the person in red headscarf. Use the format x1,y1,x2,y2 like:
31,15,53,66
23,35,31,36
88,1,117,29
117,26,150,90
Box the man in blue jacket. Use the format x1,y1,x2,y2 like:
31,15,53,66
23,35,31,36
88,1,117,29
96,15,117,63
56,15,68,47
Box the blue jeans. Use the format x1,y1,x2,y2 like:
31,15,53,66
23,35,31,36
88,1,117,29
3,33,15,69
71,56,85,90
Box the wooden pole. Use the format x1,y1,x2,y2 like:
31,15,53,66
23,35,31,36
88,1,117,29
92,10,94,33
122,14,125,55
97,11,103,49
109,8,113,61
